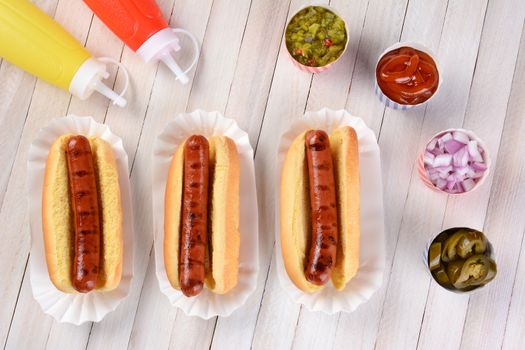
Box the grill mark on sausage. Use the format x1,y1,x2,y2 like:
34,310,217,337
304,130,339,286
66,135,101,293
179,135,209,297
74,170,90,177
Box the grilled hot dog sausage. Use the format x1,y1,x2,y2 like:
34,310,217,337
66,135,101,293
179,135,209,297
304,130,339,285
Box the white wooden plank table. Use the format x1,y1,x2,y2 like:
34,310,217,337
1,0,524,349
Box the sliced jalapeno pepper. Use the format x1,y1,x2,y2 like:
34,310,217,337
428,242,442,271
446,260,465,285
432,265,452,289
442,229,487,262
456,230,487,258
452,255,497,290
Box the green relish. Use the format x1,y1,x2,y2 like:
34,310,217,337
285,6,347,67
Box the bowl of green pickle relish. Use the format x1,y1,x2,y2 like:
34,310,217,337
285,5,348,72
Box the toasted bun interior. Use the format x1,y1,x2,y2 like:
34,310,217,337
206,136,240,294
280,131,322,293
42,135,123,293
280,127,360,293
164,141,185,290
330,126,360,290
164,136,240,294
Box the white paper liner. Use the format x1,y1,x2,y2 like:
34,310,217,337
27,116,134,325
276,108,385,313
152,110,259,319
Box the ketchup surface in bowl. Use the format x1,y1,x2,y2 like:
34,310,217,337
376,47,439,105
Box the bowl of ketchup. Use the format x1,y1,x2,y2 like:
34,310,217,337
375,42,440,109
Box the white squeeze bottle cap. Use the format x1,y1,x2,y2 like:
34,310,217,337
136,28,200,85
69,57,129,107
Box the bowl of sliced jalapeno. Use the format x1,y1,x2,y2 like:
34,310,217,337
427,227,497,293
285,5,348,73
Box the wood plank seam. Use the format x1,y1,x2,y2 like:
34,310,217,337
373,0,490,341
341,0,370,104
372,0,486,345
453,5,523,346
415,201,452,350
374,0,416,141
252,0,374,346
42,9,103,348
249,0,293,153
124,245,155,350
461,4,491,117
181,0,217,112
189,0,272,345
458,24,525,343
502,226,525,341
101,1,218,347
2,256,28,350
0,77,38,202
373,0,411,141
101,46,127,124
0,0,64,215
2,4,100,345
341,0,429,345
222,0,255,110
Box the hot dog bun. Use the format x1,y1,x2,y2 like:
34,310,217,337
42,135,123,293
164,136,240,295
280,126,360,293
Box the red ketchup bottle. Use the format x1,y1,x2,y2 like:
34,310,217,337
83,0,199,84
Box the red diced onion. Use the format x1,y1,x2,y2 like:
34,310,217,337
424,151,435,165
427,167,438,175
430,147,443,156
466,166,476,178
426,138,438,151
435,165,453,174
473,171,485,179
471,162,487,171
429,173,440,182
453,131,470,144
435,178,447,189
467,140,483,162
438,133,453,146
453,147,469,167
438,133,452,152
424,130,488,193
445,139,464,154
462,178,476,192
455,172,466,182
434,154,452,167
455,166,469,176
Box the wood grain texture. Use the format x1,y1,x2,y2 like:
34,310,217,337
1,0,524,349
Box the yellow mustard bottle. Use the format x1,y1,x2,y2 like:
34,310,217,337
0,0,128,107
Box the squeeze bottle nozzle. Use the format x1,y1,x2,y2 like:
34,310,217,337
94,81,127,107
160,52,189,84
82,0,200,84
0,0,129,107
69,57,129,107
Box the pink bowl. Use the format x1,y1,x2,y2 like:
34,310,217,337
285,5,349,73
417,128,491,196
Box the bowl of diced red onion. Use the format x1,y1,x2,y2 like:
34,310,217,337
418,129,490,195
